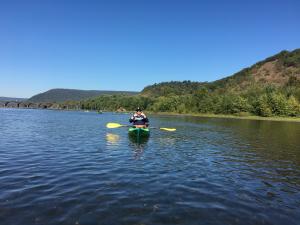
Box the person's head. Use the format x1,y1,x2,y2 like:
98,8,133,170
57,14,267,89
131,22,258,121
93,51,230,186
136,107,142,115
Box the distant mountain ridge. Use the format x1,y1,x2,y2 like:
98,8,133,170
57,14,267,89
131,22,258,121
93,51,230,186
0,97,28,102
28,89,138,103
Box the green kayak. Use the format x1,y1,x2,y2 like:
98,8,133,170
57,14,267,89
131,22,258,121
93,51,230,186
128,127,150,138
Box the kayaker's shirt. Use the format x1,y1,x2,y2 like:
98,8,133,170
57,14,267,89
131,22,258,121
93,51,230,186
129,113,149,125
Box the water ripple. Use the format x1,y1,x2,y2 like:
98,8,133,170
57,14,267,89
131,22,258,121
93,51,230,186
1,109,300,225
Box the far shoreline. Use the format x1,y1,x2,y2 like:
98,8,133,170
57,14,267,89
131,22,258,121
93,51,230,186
148,111,300,123
1,107,300,122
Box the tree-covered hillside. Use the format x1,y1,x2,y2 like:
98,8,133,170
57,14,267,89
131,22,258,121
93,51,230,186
140,49,300,95
80,49,300,117
141,81,206,97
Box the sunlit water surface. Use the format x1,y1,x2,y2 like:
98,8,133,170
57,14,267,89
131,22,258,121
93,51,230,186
0,109,300,225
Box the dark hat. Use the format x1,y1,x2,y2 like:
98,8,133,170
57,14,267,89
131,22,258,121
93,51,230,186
136,107,142,112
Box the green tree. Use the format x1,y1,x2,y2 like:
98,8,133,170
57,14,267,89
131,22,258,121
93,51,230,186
287,96,300,116
253,94,272,117
268,92,289,116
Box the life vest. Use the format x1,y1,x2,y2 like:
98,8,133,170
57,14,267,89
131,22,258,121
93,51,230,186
130,113,148,125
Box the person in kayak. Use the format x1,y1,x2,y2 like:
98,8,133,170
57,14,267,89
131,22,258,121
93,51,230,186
129,107,149,128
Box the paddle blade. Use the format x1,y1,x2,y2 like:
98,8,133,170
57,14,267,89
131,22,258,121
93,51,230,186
160,128,176,132
106,123,123,128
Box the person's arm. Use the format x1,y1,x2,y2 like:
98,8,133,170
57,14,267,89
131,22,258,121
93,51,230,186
143,117,149,123
129,115,135,123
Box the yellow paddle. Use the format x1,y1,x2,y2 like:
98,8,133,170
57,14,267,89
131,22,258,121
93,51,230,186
157,128,176,132
106,123,176,131
106,123,129,128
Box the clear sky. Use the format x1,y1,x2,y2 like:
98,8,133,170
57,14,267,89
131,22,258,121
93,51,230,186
1,0,299,98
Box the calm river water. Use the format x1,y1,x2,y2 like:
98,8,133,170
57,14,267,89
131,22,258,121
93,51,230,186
0,109,300,225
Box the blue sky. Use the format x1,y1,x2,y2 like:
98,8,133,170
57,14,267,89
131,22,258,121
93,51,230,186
1,0,299,98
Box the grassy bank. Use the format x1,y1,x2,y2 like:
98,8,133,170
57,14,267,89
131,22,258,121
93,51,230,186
149,111,300,122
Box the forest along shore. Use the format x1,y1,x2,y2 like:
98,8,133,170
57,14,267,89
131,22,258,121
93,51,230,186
1,107,300,123
149,112,300,122
2,49,300,121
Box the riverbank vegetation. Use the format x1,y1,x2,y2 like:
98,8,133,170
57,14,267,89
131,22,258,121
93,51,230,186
80,83,300,117
80,49,300,118
5,49,299,119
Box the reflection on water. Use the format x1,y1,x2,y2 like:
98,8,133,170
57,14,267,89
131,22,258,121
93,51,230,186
106,133,120,146
1,109,300,225
128,135,149,159
128,134,149,145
